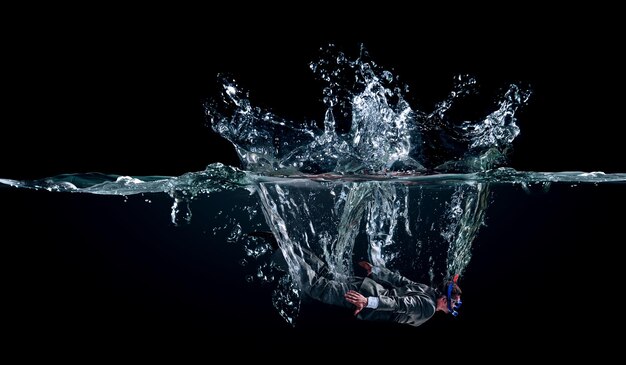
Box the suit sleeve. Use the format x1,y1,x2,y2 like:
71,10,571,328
371,266,418,287
375,291,435,315
368,267,435,315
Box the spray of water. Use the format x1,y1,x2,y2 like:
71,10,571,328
3,45,625,326
206,44,531,175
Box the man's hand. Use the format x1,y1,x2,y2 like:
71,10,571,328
358,261,373,276
344,290,368,316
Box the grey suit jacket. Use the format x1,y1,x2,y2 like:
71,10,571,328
356,267,437,327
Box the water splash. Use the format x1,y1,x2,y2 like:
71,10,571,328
206,45,531,175
2,44,626,327
2,164,625,324
443,183,490,276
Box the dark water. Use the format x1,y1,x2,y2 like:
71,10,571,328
3,38,626,357
2,173,624,353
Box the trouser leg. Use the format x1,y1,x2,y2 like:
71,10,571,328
272,245,328,274
272,244,363,309
302,274,361,309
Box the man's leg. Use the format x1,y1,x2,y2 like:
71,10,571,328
298,256,361,309
278,248,364,310
252,231,361,308
298,246,328,273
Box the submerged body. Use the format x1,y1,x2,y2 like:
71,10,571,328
255,231,460,328
303,261,439,327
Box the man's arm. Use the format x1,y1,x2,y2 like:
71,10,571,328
344,290,435,316
352,262,433,315
374,293,434,315
360,261,417,287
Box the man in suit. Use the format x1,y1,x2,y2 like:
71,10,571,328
249,231,462,328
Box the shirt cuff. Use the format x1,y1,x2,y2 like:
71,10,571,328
366,296,379,309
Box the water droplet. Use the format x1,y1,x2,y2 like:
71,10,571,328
382,70,393,82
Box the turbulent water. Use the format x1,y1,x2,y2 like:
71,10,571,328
2,45,625,326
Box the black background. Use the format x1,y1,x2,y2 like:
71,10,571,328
2,9,625,357
2,11,624,178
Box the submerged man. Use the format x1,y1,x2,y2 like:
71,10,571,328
249,231,462,328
